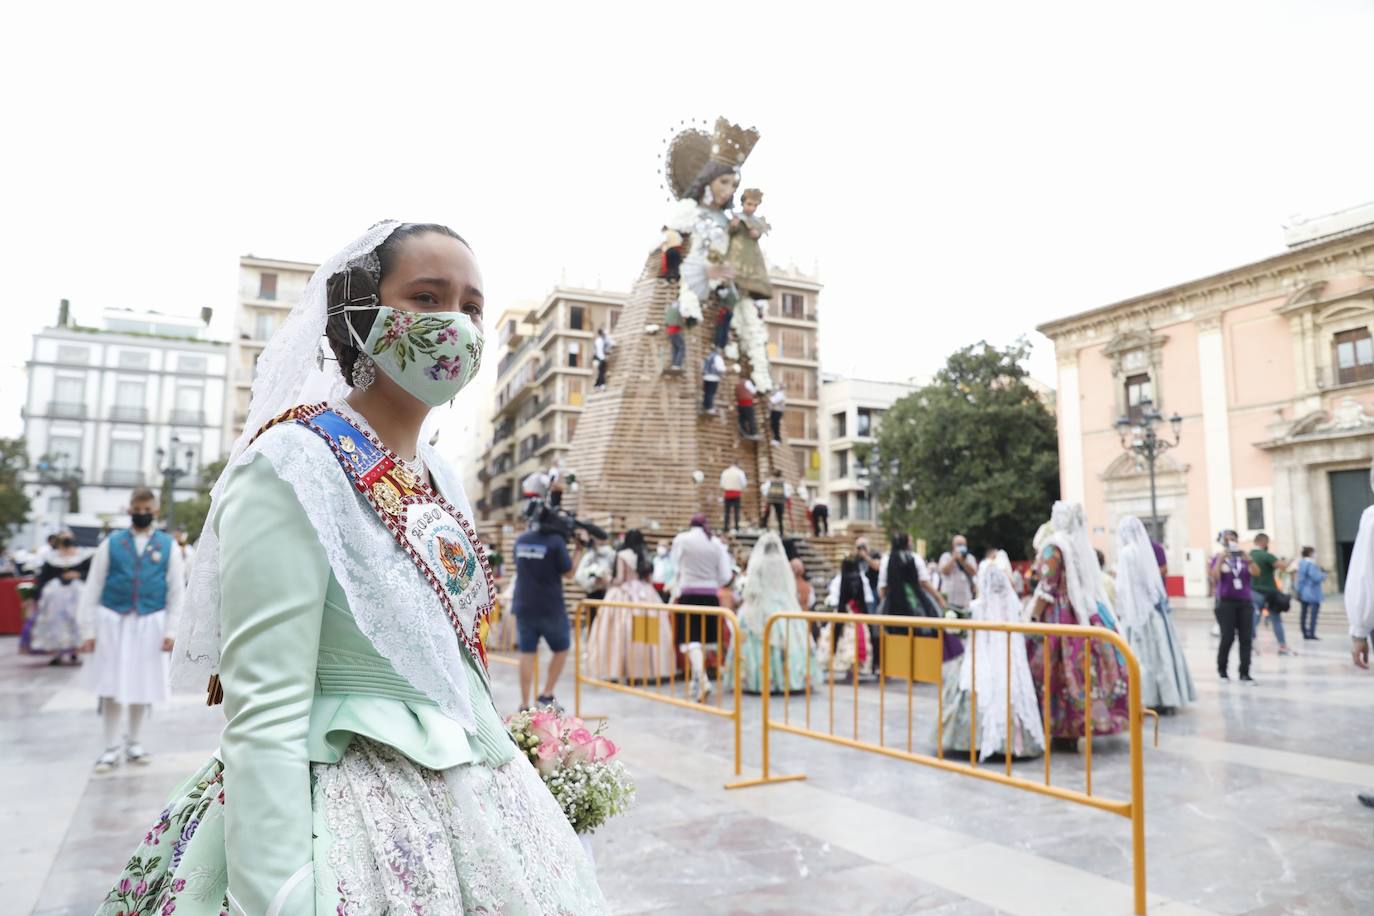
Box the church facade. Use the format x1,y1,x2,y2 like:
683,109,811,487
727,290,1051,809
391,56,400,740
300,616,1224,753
1039,214,1374,596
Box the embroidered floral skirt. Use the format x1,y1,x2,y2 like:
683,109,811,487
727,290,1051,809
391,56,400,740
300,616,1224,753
1025,605,1130,740
97,739,607,915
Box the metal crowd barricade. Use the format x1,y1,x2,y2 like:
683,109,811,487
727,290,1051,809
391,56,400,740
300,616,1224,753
725,612,1152,915
481,600,538,686
573,599,743,778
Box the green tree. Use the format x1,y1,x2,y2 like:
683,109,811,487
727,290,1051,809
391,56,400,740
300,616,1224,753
875,340,1059,559
170,457,228,542
0,438,32,548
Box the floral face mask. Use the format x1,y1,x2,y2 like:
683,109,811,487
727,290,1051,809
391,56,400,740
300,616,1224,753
346,306,484,406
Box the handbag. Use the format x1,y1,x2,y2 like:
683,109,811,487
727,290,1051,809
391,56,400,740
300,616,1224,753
1267,591,1291,614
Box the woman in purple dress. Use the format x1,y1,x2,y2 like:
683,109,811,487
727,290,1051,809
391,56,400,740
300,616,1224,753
1026,502,1130,752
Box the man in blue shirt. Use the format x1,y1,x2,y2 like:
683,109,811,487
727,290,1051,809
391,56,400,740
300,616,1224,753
511,519,584,710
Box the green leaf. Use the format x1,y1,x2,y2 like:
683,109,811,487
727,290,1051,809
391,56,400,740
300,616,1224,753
874,339,1058,560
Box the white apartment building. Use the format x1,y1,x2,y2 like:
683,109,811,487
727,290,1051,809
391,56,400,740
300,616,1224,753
20,306,229,546
818,375,919,531
230,256,317,441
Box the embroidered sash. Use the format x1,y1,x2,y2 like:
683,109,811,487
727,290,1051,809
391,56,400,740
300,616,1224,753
255,403,496,672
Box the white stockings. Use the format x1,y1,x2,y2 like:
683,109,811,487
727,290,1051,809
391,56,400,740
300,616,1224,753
101,699,148,747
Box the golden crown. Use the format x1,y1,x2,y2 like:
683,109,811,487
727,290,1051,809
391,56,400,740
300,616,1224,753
709,118,760,168
662,116,762,200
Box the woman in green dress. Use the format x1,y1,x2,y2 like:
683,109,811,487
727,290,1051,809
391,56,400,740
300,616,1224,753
97,222,605,915
727,533,819,693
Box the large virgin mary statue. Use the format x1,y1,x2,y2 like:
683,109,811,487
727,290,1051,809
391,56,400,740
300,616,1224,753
662,118,774,391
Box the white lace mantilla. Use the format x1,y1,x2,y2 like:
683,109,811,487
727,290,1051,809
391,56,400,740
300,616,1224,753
177,411,490,734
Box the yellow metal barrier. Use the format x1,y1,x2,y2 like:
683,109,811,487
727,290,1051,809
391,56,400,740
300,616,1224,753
573,599,743,778
482,600,537,689
726,611,1150,916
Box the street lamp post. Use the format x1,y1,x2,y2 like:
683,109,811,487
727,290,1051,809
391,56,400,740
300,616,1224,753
1114,399,1183,542
156,436,197,531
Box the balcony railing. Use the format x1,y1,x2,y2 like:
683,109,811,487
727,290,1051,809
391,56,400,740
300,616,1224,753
103,469,145,486
534,361,550,381
169,409,206,426
46,401,86,419
109,406,148,423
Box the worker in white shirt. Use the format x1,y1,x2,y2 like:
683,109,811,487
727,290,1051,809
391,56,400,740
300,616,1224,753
720,461,748,534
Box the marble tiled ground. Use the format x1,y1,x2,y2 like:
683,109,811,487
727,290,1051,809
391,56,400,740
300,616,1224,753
4,612,1371,915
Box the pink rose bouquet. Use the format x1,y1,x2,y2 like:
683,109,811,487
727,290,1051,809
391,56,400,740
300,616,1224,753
506,707,635,834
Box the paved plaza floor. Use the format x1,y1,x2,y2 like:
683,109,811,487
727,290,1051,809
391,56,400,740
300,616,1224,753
3,613,1371,915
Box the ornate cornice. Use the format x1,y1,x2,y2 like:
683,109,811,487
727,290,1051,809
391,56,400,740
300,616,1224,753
1037,229,1374,348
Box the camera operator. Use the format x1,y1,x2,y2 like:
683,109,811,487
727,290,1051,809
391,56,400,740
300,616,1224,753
511,506,586,710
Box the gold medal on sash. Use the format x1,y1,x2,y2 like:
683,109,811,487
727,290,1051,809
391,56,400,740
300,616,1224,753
372,478,405,516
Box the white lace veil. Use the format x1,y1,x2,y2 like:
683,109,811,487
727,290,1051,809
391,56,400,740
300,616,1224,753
1042,500,1105,626
173,221,403,691
961,553,1045,759
1114,516,1166,634
739,533,801,636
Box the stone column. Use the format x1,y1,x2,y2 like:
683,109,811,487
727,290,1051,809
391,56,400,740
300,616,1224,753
1056,349,1085,504
1196,313,1235,536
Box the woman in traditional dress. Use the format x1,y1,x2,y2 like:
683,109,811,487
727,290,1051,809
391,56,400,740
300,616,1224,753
817,555,872,680
1026,502,1131,752
882,533,962,692
1115,516,1195,712
586,529,676,682
97,222,604,915
935,553,1045,759
28,531,88,665
727,533,819,694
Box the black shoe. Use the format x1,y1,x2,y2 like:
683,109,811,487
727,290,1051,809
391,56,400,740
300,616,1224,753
1050,737,1079,753
1310,635,1321,641
1358,792,1374,809
1239,675,1258,685
536,694,565,713
1218,672,1230,682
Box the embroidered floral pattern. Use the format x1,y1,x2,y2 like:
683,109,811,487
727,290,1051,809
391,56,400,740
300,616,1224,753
317,738,605,914
425,354,464,381
101,761,228,915
371,312,455,371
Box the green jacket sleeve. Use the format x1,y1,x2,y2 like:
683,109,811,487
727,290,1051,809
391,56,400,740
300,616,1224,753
216,455,328,916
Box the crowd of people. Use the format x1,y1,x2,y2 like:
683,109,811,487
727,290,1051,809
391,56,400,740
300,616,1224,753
504,491,1217,763
3,217,1370,913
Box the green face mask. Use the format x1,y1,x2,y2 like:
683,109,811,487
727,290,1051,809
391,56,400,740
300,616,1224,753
346,306,485,406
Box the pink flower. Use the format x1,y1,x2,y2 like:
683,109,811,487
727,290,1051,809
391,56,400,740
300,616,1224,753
567,727,594,747
163,901,176,915
590,736,619,762
135,881,147,897
172,878,186,892
528,711,561,744
535,739,563,776
118,878,132,895
437,326,460,346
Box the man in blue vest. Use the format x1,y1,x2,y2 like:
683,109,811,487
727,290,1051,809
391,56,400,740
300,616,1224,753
79,488,185,772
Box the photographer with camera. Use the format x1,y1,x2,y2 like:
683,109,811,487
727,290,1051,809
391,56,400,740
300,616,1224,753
511,506,587,711
938,534,979,612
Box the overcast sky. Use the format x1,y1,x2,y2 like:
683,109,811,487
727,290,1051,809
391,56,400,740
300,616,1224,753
4,1,1373,449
